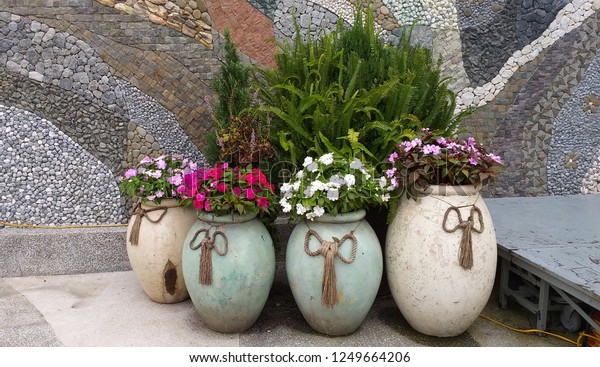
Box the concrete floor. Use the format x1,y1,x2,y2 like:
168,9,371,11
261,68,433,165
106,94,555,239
0,271,579,347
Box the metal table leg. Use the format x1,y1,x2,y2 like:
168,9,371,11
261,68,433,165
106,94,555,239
499,257,509,309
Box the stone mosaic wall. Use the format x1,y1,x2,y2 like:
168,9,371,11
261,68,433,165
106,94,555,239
3,0,600,226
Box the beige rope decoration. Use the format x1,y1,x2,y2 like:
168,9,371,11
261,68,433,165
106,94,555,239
129,203,170,246
442,205,484,270
189,227,228,285
304,229,358,308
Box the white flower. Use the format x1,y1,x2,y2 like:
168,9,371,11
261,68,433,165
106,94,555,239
326,181,341,189
306,162,318,172
279,198,292,213
313,206,325,217
311,180,327,191
387,185,395,192
381,193,390,202
296,170,304,179
284,191,293,199
306,211,317,221
281,182,293,193
344,174,356,188
292,181,301,192
296,203,307,215
329,174,345,186
318,153,334,166
302,156,314,167
378,176,387,188
349,157,363,170
327,188,339,201
303,186,315,198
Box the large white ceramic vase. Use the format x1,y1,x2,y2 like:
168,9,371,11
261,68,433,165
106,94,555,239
126,199,196,303
386,185,497,337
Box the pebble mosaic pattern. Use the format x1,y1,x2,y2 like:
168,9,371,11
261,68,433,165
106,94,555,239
97,0,214,49
0,12,207,225
0,105,126,225
117,79,207,167
547,51,600,195
274,0,345,41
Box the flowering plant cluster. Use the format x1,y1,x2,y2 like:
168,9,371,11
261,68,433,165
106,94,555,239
280,153,394,220
388,129,504,199
178,163,276,216
118,154,196,204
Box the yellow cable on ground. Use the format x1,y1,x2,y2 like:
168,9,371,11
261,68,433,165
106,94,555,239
0,221,127,229
479,313,600,347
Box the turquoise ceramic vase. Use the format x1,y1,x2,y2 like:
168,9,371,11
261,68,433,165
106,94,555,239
286,209,383,335
182,211,275,333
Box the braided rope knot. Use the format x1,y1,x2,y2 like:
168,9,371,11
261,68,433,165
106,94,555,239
189,228,228,285
129,203,169,246
304,229,358,308
442,205,484,270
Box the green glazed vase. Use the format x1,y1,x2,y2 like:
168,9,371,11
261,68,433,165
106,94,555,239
182,211,275,333
286,209,383,335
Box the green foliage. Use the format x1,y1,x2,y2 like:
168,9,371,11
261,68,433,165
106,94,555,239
205,29,252,163
252,4,472,166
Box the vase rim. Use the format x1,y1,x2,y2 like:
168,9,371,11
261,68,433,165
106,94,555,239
420,184,482,196
197,211,258,224
140,198,181,208
310,209,366,223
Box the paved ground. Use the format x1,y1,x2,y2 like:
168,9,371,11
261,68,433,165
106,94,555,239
0,271,579,347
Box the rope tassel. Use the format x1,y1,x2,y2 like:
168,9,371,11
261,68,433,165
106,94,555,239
443,205,484,270
304,229,358,308
129,203,169,246
189,228,228,285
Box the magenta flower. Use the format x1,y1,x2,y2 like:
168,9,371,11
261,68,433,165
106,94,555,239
233,187,242,196
469,157,478,166
245,187,256,200
257,197,269,208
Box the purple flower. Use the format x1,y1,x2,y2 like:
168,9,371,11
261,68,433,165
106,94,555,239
466,137,476,146
189,161,198,171
401,141,412,152
388,152,399,163
124,169,137,179
140,156,152,165
156,159,167,170
410,138,423,148
469,157,478,166
486,154,503,164
167,174,183,186
155,190,164,198
436,137,447,146
423,144,441,156
386,167,397,178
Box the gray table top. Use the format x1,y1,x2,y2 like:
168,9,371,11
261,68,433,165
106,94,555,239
485,195,600,306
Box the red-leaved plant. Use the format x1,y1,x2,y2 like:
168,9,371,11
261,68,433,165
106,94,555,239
177,163,277,216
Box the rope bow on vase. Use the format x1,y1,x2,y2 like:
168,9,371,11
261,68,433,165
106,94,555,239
442,205,484,270
129,203,170,246
304,229,358,308
189,228,229,285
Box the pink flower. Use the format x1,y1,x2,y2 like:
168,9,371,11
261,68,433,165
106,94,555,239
410,138,422,148
155,190,164,198
257,197,269,208
124,169,137,179
423,144,441,156
216,182,227,193
233,187,242,196
466,137,476,146
139,156,152,165
388,152,399,163
386,167,397,178
436,137,447,146
245,173,258,185
486,153,503,164
469,157,478,166
245,187,256,200
204,200,211,212
156,159,167,170
177,185,186,195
